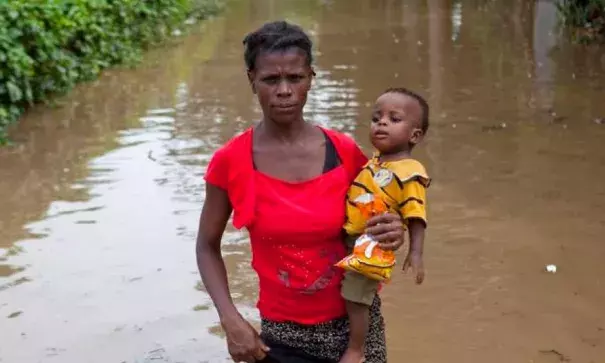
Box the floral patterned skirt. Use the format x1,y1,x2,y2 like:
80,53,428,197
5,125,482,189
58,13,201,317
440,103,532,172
260,296,387,363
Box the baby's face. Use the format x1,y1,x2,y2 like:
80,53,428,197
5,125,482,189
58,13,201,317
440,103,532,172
370,92,424,155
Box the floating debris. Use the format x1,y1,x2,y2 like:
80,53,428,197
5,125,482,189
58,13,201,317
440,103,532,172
481,122,507,132
193,304,210,311
545,264,557,274
208,324,226,338
8,311,22,319
145,347,167,360
4,245,25,257
538,349,570,362
594,118,604,125
147,150,157,162
550,115,567,124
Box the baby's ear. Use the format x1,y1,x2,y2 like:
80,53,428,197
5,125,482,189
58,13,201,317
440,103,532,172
410,128,424,145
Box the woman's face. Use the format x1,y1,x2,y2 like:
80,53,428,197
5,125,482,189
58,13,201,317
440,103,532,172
248,48,314,125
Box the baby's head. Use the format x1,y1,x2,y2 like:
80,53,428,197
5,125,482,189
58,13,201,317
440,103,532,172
370,87,429,156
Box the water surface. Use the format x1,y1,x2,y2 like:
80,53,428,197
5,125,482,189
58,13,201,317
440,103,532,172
1,1,604,362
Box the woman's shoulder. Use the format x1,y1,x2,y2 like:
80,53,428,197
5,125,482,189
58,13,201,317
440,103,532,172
319,126,368,180
320,127,360,151
205,127,253,187
211,127,254,160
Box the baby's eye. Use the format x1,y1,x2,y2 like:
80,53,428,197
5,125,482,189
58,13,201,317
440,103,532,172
391,116,402,123
371,116,379,123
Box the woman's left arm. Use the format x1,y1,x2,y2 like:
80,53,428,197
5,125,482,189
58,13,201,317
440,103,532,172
365,213,405,251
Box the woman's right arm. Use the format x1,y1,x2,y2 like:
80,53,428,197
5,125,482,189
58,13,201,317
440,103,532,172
196,183,269,362
195,183,238,321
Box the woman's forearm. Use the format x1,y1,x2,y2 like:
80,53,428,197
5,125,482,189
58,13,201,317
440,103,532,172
197,242,239,321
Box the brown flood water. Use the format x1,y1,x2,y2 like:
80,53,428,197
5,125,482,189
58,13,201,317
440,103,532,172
1,0,605,362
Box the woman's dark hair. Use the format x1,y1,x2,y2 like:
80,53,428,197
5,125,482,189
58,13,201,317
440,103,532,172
384,87,430,134
242,21,314,71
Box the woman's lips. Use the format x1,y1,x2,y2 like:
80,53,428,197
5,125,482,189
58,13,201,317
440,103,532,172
274,104,297,111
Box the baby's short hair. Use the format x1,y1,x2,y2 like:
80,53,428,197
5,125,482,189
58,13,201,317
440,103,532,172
383,87,429,134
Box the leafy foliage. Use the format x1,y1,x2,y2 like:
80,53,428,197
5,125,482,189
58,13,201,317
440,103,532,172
0,0,223,143
556,0,605,43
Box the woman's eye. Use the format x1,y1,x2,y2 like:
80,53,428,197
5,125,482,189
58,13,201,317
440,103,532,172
263,76,279,84
288,75,303,82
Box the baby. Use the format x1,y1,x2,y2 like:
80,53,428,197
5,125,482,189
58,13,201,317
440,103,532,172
337,87,431,363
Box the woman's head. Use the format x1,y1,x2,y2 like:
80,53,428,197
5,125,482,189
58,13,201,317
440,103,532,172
243,21,315,126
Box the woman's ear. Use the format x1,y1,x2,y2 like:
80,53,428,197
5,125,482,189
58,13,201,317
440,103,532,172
247,70,256,94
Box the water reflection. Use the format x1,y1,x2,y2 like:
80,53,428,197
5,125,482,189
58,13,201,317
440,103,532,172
1,0,604,362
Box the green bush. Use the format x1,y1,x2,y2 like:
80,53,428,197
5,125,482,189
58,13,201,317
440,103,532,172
556,0,605,42
0,0,222,144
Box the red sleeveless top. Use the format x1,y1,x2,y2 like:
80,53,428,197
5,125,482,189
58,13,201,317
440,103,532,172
204,127,367,324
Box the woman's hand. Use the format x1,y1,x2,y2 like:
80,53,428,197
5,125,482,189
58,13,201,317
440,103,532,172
222,314,270,362
364,212,404,251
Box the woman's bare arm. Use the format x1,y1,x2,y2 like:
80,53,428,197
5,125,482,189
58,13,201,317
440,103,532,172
197,183,269,361
196,183,239,321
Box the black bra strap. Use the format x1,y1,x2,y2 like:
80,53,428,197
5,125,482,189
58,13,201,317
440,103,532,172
322,131,340,173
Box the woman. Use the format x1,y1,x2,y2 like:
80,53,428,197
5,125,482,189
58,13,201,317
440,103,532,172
196,21,404,363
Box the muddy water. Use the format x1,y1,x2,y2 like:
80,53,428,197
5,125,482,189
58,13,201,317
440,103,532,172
1,0,605,362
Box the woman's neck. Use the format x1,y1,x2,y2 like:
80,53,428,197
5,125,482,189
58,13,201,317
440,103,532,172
258,117,310,143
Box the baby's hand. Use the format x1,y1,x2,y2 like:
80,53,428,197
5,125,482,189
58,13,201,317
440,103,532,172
402,252,425,284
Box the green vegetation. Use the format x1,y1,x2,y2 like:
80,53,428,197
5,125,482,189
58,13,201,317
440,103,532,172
0,0,223,144
556,0,605,42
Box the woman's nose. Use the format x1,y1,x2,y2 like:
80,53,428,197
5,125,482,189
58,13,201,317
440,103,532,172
276,79,292,96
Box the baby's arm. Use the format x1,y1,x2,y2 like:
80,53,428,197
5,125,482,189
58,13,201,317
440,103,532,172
403,218,425,284
398,177,428,284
